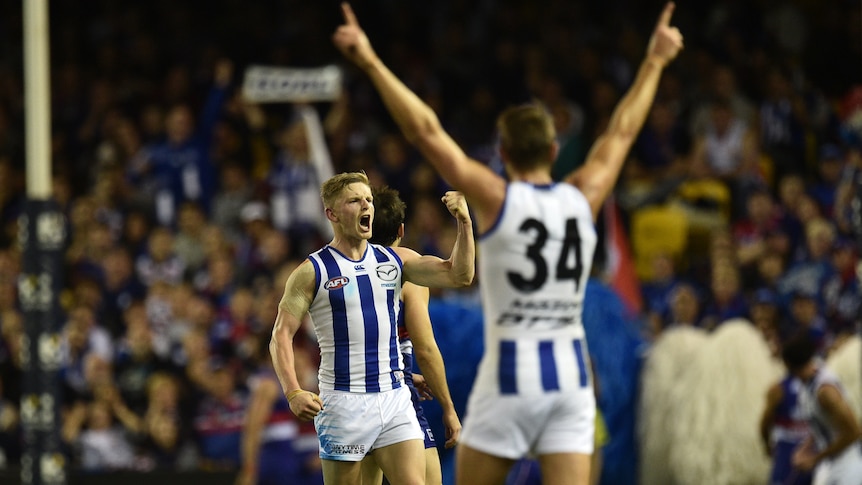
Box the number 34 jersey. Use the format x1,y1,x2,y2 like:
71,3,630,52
474,182,598,396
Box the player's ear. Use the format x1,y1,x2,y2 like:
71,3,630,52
325,207,338,222
397,223,405,239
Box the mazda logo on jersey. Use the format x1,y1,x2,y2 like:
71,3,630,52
376,264,398,281
324,276,349,290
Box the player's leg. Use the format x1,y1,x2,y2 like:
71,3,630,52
371,386,427,484
455,443,515,485
360,451,384,485
321,459,362,485
424,447,442,485
373,438,426,485
534,385,596,485
537,452,591,485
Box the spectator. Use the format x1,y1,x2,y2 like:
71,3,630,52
808,144,846,218
778,218,837,305
135,227,185,288
62,399,137,472
173,202,210,274
700,265,748,331
822,237,860,338
262,105,335,252
748,288,782,356
99,246,146,338
129,60,233,226
193,360,247,470
660,282,702,335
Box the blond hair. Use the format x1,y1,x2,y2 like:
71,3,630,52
320,171,370,209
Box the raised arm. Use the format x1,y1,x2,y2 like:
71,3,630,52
332,2,505,226
269,260,323,421
565,2,683,219
402,283,461,448
297,104,336,239
397,191,474,288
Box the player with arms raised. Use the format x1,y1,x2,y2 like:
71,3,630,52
333,2,683,484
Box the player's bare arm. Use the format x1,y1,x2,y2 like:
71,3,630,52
269,260,323,421
332,2,505,229
396,191,474,288
759,382,782,456
811,384,862,464
402,282,461,448
236,378,279,485
565,2,683,220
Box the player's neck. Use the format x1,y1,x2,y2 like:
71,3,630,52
328,237,368,261
508,167,553,185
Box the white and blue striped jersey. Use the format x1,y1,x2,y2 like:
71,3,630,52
307,243,405,393
473,182,598,396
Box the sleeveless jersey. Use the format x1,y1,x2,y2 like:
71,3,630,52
474,182,598,395
772,376,810,444
307,243,404,393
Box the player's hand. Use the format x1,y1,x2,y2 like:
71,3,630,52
442,409,462,449
791,445,817,471
413,373,434,401
288,390,323,422
646,2,683,67
442,191,470,224
332,3,379,70
234,467,256,485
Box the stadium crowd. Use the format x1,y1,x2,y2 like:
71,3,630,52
0,0,860,483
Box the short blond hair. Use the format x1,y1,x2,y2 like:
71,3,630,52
320,171,370,209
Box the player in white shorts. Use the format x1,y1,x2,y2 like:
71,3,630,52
333,2,682,483
269,171,475,485
360,185,462,485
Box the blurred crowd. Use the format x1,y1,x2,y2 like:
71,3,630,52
0,0,861,478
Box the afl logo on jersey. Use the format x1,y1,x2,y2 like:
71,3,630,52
324,276,350,290
376,264,398,281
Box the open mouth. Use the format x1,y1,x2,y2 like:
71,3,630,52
359,215,371,231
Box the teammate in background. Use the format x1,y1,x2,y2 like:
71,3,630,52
269,171,474,485
760,374,813,485
333,3,682,484
781,334,862,485
236,332,322,485
360,185,462,485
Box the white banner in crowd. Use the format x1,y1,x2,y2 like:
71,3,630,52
242,65,342,102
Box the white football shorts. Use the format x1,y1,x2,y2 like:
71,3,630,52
460,387,596,459
314,385,423,462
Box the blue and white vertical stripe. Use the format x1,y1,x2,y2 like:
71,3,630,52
496,337,591,395
307,243,404,393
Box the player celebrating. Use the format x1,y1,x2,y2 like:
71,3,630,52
333,3,683,484
269,171,474,485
